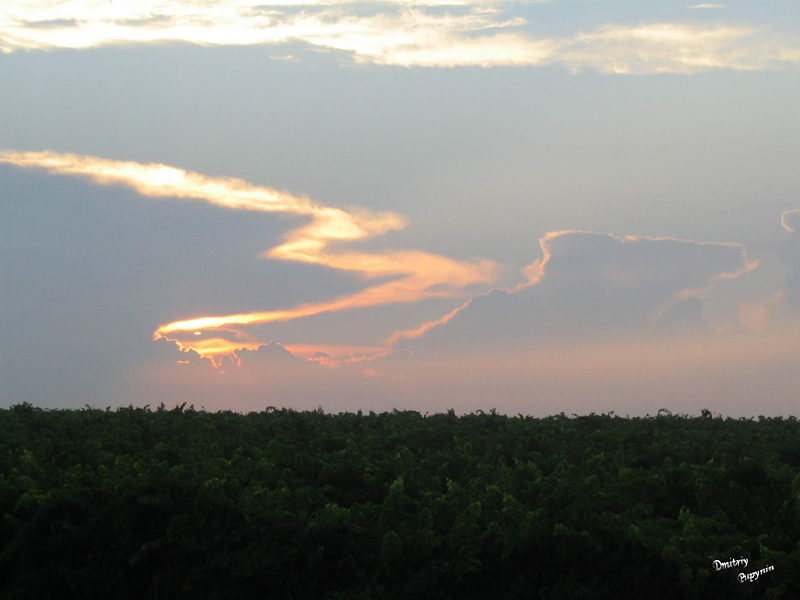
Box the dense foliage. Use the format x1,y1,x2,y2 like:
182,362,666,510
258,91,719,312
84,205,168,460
1,403,800,598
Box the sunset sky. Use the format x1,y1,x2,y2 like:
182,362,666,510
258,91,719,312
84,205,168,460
2,0,799,416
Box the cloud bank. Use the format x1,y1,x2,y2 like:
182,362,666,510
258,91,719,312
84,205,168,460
2,1,800,71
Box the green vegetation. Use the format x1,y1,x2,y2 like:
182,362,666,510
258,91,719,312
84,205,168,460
2,403,800,598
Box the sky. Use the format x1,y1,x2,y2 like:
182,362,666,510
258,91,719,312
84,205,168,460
1,0,799,417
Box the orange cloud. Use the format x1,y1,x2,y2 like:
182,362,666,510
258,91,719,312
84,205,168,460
782,209,800,233
0,149,497,362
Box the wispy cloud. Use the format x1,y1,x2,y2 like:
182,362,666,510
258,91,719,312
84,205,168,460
687,4,725,9
0,149,497,363
782,208,800,233
1,2,799,72
561,24,776,74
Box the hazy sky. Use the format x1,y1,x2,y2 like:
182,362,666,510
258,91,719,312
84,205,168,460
2,0,799,416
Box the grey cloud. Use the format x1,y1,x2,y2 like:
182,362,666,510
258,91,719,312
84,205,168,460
236,341,301,365
656,296,707,332
399,231,748,350
149,339,215,371
117,15,175,28
21,19,79,29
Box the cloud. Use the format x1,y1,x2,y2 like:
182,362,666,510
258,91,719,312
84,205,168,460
0,149,497,363
1,2,799,72
781,208,800,233
687,4,725,9
778,209,800,307
235,341,302,365
727,211,800,332
655,296,706,331
133,321,800,416
738,292,784,333
0,4,555,68
20,18,79,29
395,230,751,350
560,24,784,74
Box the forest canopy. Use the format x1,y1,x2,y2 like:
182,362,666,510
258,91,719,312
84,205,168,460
1,403,799,599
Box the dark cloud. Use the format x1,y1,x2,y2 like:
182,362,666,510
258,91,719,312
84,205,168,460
399,231,748,350
236,341,300,366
